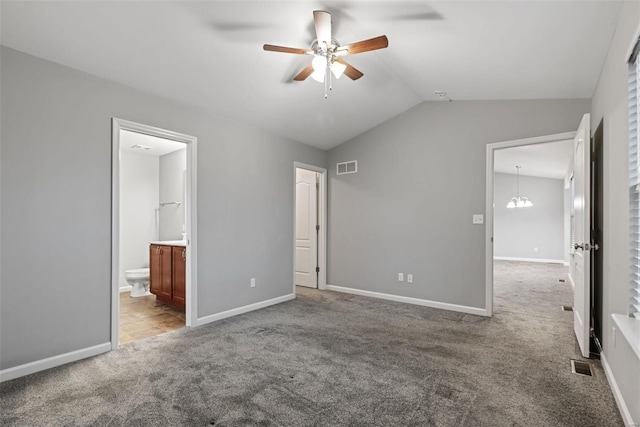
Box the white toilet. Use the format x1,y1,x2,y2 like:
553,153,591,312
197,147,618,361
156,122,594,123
125,268,151,297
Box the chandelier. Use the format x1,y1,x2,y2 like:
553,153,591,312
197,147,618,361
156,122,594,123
506,166,533,208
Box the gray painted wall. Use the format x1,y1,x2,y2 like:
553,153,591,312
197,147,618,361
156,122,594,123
119,151,159,289
0,47,327,370
590,0,640,421
327,99,590,309
493,173,565,261
159,147,186,241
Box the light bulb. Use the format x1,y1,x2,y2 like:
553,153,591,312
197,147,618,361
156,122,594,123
311,56,327,83
330,60,346,79
312,56,326,71
311,69,325,83
516,199,525,208
507,200,516,209
524,200,533,207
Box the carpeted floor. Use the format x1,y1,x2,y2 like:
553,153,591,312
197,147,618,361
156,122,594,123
0,261,623,426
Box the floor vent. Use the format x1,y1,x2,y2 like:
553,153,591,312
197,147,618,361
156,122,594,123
561,305,573,312
558,279,566,283
571,360,593,376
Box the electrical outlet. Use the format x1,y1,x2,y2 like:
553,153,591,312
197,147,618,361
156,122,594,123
473,214,484,224
250,278,256,288
407,274,413,283
398,273,404,282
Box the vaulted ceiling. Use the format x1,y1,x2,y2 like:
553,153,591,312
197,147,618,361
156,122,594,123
1,1,622,150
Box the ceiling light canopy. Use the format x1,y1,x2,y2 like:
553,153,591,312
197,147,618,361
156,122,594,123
506,166,533,209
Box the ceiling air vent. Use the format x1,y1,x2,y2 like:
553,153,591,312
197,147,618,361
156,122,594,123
337,160,357,175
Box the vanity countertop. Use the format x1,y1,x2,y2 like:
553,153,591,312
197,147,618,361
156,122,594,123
150,240,187,247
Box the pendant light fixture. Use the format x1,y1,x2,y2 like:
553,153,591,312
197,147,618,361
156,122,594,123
506,166,533,208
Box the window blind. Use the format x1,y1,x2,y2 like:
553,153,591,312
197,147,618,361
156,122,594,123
629,38,640,319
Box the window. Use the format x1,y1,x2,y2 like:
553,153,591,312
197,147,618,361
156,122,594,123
629,37,640,319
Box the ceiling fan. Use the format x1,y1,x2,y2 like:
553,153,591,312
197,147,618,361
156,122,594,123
263,10,389,98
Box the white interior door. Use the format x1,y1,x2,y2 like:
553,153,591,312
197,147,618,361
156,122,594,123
572,113,591,358
295,168,318,288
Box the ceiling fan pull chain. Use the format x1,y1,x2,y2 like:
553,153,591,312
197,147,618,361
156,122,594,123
328,54,333,93
324,54,330,98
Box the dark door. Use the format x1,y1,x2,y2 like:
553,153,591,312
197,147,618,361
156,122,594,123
590,119,604,356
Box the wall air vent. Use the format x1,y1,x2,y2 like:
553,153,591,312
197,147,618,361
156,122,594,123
337,160,357,175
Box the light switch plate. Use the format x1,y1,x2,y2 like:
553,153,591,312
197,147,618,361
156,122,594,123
398,273,404,282
407,274,413,283
473,214,484,224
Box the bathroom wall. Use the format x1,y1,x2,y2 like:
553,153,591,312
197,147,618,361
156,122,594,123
493,173,565,262
159,147,186,241
119,150,159,290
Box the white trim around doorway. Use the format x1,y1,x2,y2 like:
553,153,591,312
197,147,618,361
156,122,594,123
293,162,328,292
111,118,198,350
485,131,576,317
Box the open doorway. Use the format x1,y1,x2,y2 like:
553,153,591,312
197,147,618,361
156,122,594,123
485,131,577,317
293,163,327,294
111,119,198,349
486,116,598,359
491,139,574,318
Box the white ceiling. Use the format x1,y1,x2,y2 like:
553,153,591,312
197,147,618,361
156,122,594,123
494,140,574,179
120,130,186,157
0,1,622,150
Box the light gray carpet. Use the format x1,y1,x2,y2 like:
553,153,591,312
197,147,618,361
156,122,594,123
1,261,623,426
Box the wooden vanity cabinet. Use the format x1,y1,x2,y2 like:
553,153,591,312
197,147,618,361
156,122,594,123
172,246,186,310
149,244,186,311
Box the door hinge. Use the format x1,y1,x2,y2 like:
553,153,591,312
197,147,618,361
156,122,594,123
316,183,320,190
316,266,320,273
316,224,320,231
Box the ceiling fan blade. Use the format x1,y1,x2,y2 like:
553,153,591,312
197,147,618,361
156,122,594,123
293,64,314,81
335,58,363,80
313,10,332,50
337,35,389,55
263,44,311,55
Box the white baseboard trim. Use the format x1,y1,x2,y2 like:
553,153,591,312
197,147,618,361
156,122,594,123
563,261,570,266
601,352,637,427
119,285,132,293
0,342,111,383
326,285,488,316
494,256,566,264
193,293,295,327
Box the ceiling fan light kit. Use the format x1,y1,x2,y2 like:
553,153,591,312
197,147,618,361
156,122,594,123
263,10,389,98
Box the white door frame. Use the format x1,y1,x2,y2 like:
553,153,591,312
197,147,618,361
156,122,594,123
485,131,576,316
111,118,198,350
293,162,327,291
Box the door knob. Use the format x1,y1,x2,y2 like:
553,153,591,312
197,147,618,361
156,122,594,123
574,243,584,250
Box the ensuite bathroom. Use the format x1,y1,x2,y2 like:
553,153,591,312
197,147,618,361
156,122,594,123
118,129,187,346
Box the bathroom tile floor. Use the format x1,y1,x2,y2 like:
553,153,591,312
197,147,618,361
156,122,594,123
119,292,185,346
